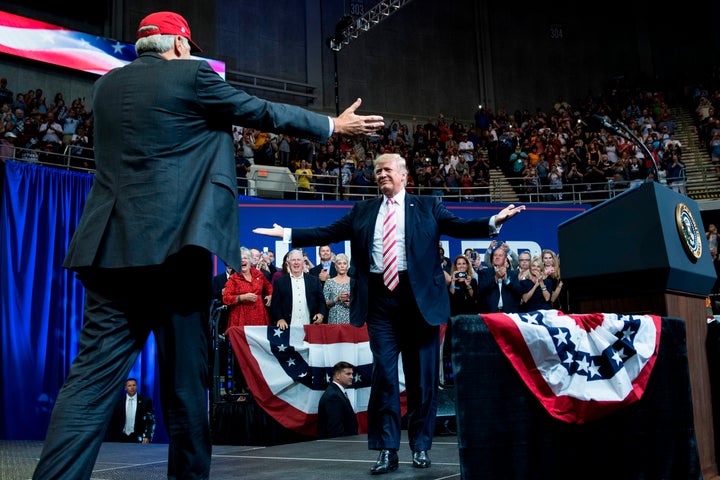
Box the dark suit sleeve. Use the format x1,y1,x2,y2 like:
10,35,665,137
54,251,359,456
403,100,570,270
431,196,495,238
308,276,328,321
271,277,289,324
138,395,155,442
195,62,330,142
322,394,348,438
476,268,495,295
291,210,356,248
318,387,352,439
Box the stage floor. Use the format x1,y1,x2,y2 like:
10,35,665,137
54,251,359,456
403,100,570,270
2,432,460,479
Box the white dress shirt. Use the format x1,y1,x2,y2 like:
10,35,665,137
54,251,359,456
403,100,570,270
372,190,407,273
290,273,310,325
124,394,137,435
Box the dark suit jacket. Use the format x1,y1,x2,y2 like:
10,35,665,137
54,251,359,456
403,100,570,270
476,267,523,313
317,382,358,439
270,274,328,325
309,262,337,280
291,193,495,327
62,52,330,273
107,394,155,442
212,271,231,300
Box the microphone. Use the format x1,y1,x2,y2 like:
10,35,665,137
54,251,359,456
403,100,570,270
591,114,632,142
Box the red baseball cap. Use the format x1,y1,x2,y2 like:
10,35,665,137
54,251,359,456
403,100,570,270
137,11,202,52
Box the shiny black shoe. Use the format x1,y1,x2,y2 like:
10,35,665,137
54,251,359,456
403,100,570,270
370,449,399,475
412,450,431,468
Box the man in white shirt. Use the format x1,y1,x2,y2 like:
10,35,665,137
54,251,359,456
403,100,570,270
458,133,475,164
270,249,327,329
108,378,155,444
38,112,63,152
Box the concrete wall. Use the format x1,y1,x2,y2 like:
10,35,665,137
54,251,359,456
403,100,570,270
0,0,716,124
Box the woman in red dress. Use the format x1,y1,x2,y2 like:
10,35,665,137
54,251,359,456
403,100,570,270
222,247,273,329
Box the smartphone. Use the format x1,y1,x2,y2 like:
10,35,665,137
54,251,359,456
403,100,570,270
470,252,477,261
262,246,268,254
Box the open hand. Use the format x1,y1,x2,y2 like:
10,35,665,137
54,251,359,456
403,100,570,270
495,204,526,226
253,223,284,238
332,98,385,138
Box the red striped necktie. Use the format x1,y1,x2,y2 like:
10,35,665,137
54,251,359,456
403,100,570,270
382,198,399,291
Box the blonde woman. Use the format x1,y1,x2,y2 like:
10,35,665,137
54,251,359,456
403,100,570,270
519,255,552,312
541,248,564,310
323,253,351,324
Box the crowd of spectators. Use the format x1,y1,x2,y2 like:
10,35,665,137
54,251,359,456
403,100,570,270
0,76,701,204
229,84,693,203
692,83,720,182
0,78,94,169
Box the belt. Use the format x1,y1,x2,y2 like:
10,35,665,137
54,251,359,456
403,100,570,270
370,270,408,278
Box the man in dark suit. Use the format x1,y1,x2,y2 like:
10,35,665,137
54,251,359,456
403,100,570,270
317,361,359,439
254,153,524,474
271,249,327,328
212,265,234,301
476,246,523,313
107,378,155,444
33,11,384,480
308,244,337,284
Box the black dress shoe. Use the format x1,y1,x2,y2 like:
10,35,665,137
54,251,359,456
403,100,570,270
370,449,399,475
412,450,431,468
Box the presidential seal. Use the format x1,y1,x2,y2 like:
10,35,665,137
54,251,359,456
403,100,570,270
675,203,702,261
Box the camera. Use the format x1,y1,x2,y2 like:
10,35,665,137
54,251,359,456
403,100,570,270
455,272,468,279
470,252,477,261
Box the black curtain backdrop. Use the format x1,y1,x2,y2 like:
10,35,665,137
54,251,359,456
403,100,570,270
451,314,701,480
0,161,168,443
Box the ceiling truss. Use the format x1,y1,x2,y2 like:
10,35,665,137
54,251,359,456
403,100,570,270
328,0,414,52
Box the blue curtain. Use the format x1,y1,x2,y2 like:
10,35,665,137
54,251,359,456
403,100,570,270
0,161,167,442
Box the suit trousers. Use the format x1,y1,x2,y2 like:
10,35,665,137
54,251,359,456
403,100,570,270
33,247,212,480
366,272,439,452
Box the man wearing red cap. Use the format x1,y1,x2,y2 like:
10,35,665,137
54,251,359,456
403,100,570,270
33,11,384,480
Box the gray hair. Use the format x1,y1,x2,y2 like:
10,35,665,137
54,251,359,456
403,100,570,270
240,247,252,260
287,248,304,261
334,253,349,264
136,32,188,55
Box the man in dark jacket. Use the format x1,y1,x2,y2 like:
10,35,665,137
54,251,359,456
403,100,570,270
317,361,359,439
33,11,383,480
107,378,155,444
254,153,524,474
271,249,327,328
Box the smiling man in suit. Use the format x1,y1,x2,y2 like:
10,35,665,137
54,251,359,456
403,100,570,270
254,153,525,474
271,249,327,328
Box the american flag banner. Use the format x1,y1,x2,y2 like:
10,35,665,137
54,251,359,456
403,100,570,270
482,310,661,424
0,10,226,77
226,324,406,437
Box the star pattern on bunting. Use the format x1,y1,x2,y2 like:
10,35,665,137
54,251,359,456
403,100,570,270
515,311,644,382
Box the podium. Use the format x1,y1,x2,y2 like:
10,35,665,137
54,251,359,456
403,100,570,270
558,181,718,479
